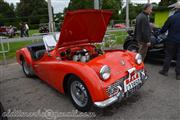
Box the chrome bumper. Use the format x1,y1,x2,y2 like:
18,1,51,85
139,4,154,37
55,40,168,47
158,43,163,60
94,70,148,108
94,86,124,108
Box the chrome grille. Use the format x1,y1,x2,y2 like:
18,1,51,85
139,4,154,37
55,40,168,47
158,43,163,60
106,75,128,97
106,69,145,97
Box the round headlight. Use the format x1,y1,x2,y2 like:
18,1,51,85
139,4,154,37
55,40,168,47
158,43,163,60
100,65,111,80
135,53,142,65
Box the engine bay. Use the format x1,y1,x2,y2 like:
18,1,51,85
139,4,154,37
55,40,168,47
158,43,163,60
59,45,103,62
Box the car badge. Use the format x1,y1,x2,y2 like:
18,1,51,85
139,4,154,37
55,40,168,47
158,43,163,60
120,60,125,66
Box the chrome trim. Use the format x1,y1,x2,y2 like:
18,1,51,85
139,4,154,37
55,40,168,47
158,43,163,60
106,76,126,97
95,69,148,108
94,86,123,108
127,67,136,74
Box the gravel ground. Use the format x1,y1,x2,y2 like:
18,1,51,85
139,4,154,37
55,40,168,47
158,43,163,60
0,61,180,120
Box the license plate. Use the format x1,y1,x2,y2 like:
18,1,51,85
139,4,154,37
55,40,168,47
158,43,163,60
124,72,142,93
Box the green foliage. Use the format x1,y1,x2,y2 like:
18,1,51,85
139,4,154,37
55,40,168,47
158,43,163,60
120,4,143,22
101,0,122,20
15,0,49,28
0,0,15,26
0,41,33,60
29,29,39,36
65,0,94,11
155,0,177,11
108,31,127,44
65,0,122,20
159,0,177,7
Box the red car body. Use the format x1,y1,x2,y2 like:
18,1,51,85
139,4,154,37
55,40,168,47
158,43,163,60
16,10,148,111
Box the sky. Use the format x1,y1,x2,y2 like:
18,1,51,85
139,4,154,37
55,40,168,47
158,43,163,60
5,0,161,13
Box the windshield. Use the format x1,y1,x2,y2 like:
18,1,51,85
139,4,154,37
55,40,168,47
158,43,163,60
43,35,57,51
42,32,60,51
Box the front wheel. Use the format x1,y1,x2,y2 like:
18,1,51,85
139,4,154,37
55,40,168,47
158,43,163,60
22,58,34,77
68,76,93,112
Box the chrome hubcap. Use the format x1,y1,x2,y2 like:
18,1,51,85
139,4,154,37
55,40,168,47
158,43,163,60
23,61,30,75
70,81,88,107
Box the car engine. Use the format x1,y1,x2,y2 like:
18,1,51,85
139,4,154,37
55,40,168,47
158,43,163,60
60,46,103,62
72,49,90,62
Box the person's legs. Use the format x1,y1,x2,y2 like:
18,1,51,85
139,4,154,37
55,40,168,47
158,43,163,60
175,43,180,80
26,30,29,37
20,30,23,37
138,42,148,61
160,42,176,75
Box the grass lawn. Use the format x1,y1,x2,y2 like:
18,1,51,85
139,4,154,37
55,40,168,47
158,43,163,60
108,31,127,44
0,41,33,61
0,29,40,61
29,29,39,36
0,30,127,61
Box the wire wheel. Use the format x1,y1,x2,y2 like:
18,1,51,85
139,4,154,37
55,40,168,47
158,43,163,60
70,80,88,107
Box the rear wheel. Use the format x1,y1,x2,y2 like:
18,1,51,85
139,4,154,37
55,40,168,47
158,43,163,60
68,75,93,112
22,58,34,77
125,41,139,52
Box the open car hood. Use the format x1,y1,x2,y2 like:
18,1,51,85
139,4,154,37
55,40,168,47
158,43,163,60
56,10,112,48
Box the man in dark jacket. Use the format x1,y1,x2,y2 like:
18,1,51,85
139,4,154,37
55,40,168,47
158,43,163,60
135,3,153,61
159,2,180,80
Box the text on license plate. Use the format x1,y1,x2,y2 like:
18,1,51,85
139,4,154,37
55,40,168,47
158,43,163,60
124,72,142,93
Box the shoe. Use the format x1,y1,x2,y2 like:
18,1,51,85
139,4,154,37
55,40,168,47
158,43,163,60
176,75,180,80
159,70,168,76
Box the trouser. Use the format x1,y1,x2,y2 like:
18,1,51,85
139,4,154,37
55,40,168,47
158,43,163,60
138,42,149,61
162,42,180,75
26,30,29,37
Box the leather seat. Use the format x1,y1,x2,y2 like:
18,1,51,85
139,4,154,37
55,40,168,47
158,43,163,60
35,50,46,59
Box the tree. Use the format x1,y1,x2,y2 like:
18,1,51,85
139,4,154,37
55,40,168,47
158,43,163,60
65,0,122,20
120,3,143,23
0,0,15,26
101,0,122,20
159,0,177,6
15,0,48,28
65,0,94,11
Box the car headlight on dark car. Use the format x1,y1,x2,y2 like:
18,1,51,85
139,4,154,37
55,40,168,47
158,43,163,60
100,65,111,80
135,53,142,65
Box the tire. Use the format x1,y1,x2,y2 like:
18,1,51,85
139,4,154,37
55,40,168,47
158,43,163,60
125,41,139,52
0,102,8,120
68,75,93,112
22,58,34,77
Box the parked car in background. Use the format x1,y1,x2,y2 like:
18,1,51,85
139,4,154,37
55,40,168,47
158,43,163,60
114,23,126,29
39,24,49,33
0,26,17,37
16,10,148,112
123,28,168,60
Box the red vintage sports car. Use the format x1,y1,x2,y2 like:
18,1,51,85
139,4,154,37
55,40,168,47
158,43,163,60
16,10,148,112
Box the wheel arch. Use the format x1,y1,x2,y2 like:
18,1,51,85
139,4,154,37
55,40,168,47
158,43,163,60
63,73,92,95
16,48,33,66
61,67,105,102
63,73,76,95
19,54,24,64
123,36,137,50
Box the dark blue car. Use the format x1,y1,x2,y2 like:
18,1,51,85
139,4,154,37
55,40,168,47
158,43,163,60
123,28,169,61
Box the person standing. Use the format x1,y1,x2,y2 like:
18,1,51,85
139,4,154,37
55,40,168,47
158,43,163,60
25,23,29,37
159,2,180,80
19,23,23,37
135,3,153,61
